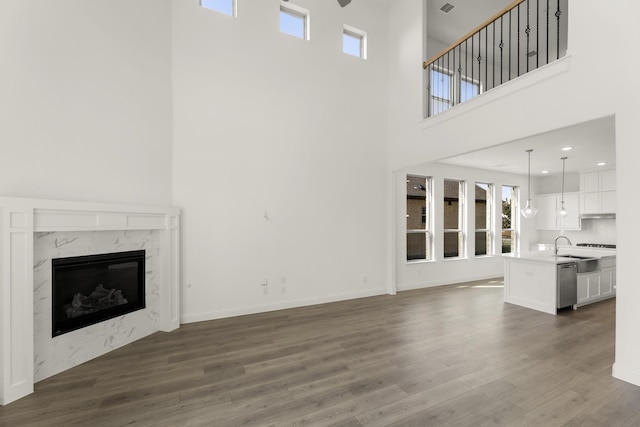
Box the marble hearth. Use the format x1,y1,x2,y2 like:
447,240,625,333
0,197,180,405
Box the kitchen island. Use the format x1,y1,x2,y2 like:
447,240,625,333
503,247,616,315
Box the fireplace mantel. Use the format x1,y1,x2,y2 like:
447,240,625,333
0,197,180,405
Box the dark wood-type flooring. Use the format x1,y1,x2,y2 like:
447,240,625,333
2,278,639,426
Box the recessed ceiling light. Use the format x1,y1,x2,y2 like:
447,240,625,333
597,162,607,166
561,146,573,151
541,170,549,174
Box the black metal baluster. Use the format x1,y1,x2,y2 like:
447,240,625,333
431,62,434,116
536,0,539,69
477,30,482,96
430,64,433,116
485,26,488,92
546,0,549,64
517,3,520,77
452,46,457,106
465,38,468,100
448,50,451,107
471,33,474,98
500,16,504,84
525,0,530,72
556,0,561,59
458,45,462,104
438,57,442,114
433,60,437,115
508,10,512,80
492,22,496,89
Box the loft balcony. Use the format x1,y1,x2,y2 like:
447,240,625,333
424,0,568,118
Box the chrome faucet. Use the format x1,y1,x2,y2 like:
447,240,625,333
554,235,573,255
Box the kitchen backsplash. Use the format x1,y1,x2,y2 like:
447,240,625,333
537,218,616,246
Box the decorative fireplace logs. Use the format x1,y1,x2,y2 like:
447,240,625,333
64,284,128,319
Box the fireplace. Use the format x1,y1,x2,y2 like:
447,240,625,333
52,250,146,337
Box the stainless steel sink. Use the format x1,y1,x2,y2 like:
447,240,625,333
556,254,600,273
560,255,592,260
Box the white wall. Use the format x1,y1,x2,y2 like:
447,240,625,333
172,0,390,321
387,0,640,387
396,163,538,290
0,0,173,206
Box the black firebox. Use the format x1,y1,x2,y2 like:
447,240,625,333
52,250,145,337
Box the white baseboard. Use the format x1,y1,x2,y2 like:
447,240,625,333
612,363,640,387
181,287,388,324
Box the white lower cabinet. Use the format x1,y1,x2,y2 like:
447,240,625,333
577,272,600,305
577,258,616,307
600,267,615,296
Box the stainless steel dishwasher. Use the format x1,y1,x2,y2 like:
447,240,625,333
557,262,578,309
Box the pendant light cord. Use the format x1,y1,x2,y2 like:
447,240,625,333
526,149,533,200
561,157,566,203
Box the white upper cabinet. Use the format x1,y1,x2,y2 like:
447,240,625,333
581,172,600,193
599,169,616,191
536,193,581,230
580,170,616,214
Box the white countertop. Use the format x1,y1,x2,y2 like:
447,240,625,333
504,246,616,264
503,251,580,264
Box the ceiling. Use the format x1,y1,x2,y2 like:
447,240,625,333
436,117,616,177
427,0,513,47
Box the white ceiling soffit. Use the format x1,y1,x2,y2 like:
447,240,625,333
436,117,616,177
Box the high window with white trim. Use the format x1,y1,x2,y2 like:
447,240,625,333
280,4,309,40
475,182,493,256
444,179,466,258
200,0,235,17
406,175,433,261
501,185,519,254
343,25,367,59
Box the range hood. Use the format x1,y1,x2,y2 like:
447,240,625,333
580,213,616,219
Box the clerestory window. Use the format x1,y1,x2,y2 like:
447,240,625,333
343,26,367,59
280,4,309,40
200,0,235,17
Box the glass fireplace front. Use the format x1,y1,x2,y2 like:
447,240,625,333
52,250,145,337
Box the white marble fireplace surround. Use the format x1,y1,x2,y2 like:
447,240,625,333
0,197,180,405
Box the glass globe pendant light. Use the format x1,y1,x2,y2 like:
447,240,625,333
521,149,538,218
557,156,569,218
